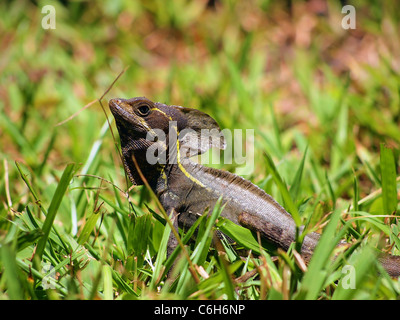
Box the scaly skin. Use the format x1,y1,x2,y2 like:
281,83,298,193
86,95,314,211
109,96,400,277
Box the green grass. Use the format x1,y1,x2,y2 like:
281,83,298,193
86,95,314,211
1,0,400,300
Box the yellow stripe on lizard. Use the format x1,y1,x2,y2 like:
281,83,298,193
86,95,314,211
153,107,206,188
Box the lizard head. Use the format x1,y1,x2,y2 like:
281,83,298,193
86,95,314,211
109,97,225,185
109,97,168,139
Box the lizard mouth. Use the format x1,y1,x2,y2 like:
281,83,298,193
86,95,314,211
109,98,135,123
109,98,151,136
109,98,124,115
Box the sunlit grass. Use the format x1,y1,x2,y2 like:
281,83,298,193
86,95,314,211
1,0,400,300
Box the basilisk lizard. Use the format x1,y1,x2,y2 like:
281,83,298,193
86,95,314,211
109,96,400,277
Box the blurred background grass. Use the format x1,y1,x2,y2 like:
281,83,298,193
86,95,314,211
0,0,400,300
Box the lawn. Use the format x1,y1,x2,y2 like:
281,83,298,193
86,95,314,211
0,0,400,300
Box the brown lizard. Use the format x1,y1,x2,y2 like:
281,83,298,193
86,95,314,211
109,96,400,277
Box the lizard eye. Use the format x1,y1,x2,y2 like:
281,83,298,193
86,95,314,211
137,104,151,116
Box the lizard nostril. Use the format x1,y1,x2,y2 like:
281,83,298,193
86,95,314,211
109,99,123,112
109,98,122,108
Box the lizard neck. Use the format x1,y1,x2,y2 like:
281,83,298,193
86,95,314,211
122,147,164,188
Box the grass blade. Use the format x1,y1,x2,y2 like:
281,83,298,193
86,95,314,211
127,212,153,267
216,217,272,255
296,208,345,300
149,210,173,291
380,144,397,216
332,246,377,300
34,163,76,263
176,197,224,296
1,244,24,300
263,153,301,226
103,265,114,300
290,146,308,203
77,200,101,245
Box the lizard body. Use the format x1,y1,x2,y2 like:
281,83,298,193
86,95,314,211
109,96,400,277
